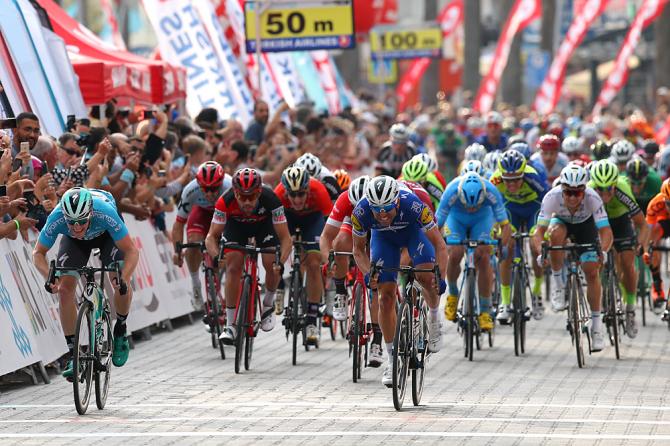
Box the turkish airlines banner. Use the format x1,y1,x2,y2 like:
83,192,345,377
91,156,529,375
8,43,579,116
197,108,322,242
472,0,541,113
396,0,464,111
593,0,669,115
533,0,609,115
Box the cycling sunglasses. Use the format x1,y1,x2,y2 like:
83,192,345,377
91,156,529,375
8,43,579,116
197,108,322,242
370,202,397,214
594,185,614,193
66,217,89,226
562,188,585,198
288,191,307,198
234,191,260,202
201,186,219,193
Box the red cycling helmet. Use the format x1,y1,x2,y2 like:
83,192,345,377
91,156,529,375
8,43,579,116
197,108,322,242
196,161,225,189
537,134,561,152
232,167,262,194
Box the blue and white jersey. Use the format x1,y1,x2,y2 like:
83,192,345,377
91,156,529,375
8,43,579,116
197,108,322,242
176,175,232,221
351,188,436,237
436,176,508,228
38,189,128,248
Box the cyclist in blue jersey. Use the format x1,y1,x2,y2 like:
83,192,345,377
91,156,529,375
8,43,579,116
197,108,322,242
438,172,511,332
351,176,447,387
490,150,549,322
33,188,139,378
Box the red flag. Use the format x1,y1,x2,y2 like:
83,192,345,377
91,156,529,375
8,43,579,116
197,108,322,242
533,0,609,115
396,0,464,111
593,0,669,115
472,0,541,113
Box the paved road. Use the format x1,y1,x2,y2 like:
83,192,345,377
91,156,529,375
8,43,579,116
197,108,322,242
2,304,670,445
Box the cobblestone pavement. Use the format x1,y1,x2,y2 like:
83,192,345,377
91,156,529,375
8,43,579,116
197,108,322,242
2,304,670,445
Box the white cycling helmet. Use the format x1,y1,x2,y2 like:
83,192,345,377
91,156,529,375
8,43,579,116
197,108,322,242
561,136,582,155
611,139,636,164
580,123,597,139
482,151,502,172
296,153,322,178
559,164,588,188
348,175,370,205
464,143,487,162
412,153,437,172
389,123,409,143
365,175,399,207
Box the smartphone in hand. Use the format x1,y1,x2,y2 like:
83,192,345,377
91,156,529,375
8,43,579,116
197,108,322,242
20,142,30,153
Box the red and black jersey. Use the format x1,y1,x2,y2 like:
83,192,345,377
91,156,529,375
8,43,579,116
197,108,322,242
213,185,286,225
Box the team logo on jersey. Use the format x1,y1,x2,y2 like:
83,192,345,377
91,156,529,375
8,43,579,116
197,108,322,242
420,207,434,225
410,201,422,214
351,214,363,233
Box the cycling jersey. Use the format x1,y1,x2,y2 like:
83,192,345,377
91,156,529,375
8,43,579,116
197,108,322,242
432,170,447,189
476,133,508,152
317,166,341,201
622,167,662,212
586,176,641,219
530,152,569,183
39,189,127,249
397,180,435,212
212,185,286,226
436,177,508,229
537,186,609,228
645,193,670,225
489,165,548,205
274,178,333,217
351,189,436,237
375,141,417,178
176,175,232,223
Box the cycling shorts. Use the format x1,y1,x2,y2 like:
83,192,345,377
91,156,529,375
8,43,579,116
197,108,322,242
285,211,325,252
549,216,599,263
57,232,124,276
186,205,214,237
505,200,541,233
444,207,496,243
609,215,636,252
370,229,435,283
223,218,278,250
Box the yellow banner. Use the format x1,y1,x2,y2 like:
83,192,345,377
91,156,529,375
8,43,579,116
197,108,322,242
245,4,354,40
370,27,442,59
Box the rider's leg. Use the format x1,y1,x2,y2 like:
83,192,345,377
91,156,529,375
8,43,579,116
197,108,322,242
224,250,244,327
582,259,602,332
304,251,323,326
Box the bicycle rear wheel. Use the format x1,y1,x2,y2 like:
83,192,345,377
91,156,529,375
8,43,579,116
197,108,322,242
73,300,94,415
411,300,428,406
392,301,410,411
352,284,364,383
206,269,225,360
94,308,112,410
234,277,250,374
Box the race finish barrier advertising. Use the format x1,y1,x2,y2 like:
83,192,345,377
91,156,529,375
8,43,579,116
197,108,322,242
0,211,196,379
369,24,442,60
244,0,355,52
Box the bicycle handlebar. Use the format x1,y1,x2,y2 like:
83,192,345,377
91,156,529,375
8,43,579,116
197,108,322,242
175,241,206,252
220,241,281,266
46,260,127,295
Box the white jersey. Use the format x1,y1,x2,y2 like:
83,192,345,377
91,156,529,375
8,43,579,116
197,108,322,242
537,186,609,228
530,152,569,182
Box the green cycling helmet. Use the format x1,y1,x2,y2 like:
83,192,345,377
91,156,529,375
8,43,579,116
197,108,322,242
590,159,619,188
401,158,429,182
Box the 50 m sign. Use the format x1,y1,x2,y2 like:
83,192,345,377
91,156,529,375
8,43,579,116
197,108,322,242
245,1,355,53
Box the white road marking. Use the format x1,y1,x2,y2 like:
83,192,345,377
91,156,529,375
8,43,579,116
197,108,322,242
1,431,670,440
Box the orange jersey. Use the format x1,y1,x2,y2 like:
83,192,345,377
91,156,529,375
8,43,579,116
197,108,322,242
646,193,670,225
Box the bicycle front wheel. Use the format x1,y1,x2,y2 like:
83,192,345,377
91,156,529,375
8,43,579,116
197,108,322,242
73,300,94,415
466,270,476,362
290,271,301,365
569,275,584,368
352,284,364,383
206,269,225,360
245,288,261,371
94,308,112,410
235,277,250,374
392,301,410,411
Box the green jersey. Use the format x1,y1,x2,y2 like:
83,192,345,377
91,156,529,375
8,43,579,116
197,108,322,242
587,176,641,219
622,167,662,212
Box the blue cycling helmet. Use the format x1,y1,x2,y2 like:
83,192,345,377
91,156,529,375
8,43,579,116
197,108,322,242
498,149,527,179
458,172,486,209
461,159,484,176
507,141,531,159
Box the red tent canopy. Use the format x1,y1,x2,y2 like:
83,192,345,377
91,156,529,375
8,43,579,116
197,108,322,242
38,0,186,104
68,52,136,105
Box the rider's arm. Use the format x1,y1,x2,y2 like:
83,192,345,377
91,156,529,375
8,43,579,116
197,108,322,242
115,234,139,284
633,212,650,251
319,223,339,256
274,221,292,264
532,224,547,253
352,233,370,274
32,241,51,279
598,226,613,253
425,225,448,279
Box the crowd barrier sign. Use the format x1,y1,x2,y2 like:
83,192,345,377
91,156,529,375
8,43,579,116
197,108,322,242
0,211,195,378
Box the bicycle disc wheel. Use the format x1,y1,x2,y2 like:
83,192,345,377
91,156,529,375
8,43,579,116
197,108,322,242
412,302,428,406
235,277,250,374
570,276,584,368
73,300,94,415
352,284,363,383
207,270,225,360
392,301,410,411
94,308,112,410
291,272,301,365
